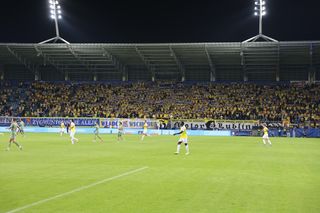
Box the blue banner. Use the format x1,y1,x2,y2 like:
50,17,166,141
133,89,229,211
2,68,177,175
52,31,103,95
25,118,99,127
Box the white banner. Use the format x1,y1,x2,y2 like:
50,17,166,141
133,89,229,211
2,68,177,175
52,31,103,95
171,120,259,130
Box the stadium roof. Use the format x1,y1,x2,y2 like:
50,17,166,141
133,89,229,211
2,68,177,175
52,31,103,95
0,41,319,81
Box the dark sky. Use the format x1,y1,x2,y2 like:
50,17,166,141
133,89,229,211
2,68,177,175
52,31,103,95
0,0,319,43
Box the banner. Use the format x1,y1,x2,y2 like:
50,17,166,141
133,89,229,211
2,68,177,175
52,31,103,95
0,117,12,126
100,118,160,129
0,117,99,127
27,118,100,127
170,120,259,130
0,116,258,130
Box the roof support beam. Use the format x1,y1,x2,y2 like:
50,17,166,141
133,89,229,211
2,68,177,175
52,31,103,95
309,43,316,83
276,44,280,82
68,46,92,72
169,46,186,82
0,64,4,80
102,48,127,81
64,72,69,81
6,46,38,76
135,46,155,81
204,45,216,82
240,46,248,82
34,45,65,75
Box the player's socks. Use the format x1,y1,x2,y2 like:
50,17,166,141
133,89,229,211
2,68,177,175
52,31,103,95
185,144,189,153
13,142,21,148
7,142,11,151
141,135,145,141
176,144,181,154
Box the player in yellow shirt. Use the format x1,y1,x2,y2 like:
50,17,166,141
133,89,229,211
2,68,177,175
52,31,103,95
60,121,65,136
173,122,190,155
69,119,79,144
261,123,272,146
141,120,148,141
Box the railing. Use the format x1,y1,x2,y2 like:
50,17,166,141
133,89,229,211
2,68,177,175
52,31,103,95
0,116,258,130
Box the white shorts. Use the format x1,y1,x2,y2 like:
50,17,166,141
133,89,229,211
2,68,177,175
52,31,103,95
143,129,147,134
70,131,76,139
178,138,188,144
262,134,269,139
61,128,65,133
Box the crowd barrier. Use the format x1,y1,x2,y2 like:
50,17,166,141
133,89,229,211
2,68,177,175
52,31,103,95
268,128,320,138
1,127,320,137
0,117,258,131
0,127,231,136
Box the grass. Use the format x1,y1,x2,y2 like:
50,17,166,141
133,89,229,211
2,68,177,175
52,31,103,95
0,133,320,213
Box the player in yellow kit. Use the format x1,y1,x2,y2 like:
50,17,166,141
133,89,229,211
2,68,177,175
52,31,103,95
69,119,79,144
60,121,65,136
261,123,272,146
173,122,190,155
141,120,148,141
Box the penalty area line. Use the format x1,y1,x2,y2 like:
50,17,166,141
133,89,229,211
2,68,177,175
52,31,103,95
6,166,149,213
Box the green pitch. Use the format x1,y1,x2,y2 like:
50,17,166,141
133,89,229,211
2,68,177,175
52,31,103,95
0,133,320,213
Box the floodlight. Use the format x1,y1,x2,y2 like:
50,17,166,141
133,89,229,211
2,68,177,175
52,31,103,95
40,0,69,44
243,0,277,42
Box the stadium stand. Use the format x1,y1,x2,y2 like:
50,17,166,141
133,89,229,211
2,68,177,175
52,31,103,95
0,81,319,127
0,42,319,129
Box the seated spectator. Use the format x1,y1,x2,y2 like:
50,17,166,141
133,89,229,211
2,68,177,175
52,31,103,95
0,81,319,127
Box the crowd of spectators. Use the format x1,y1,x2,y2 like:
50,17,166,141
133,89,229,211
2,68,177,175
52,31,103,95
0,81,319,125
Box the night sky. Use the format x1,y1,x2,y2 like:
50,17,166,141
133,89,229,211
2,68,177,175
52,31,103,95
0,0,319,43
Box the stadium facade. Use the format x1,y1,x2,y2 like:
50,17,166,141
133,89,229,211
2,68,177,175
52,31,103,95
0,41,319,82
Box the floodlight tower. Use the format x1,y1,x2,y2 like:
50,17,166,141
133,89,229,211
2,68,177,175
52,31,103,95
243,0,277,43
39,0,69,44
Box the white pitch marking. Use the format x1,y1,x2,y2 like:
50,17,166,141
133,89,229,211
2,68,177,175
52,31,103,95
6,166,149,213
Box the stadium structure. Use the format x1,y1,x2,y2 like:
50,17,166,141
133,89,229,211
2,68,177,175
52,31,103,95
1,1,320,212
0,41,319,82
